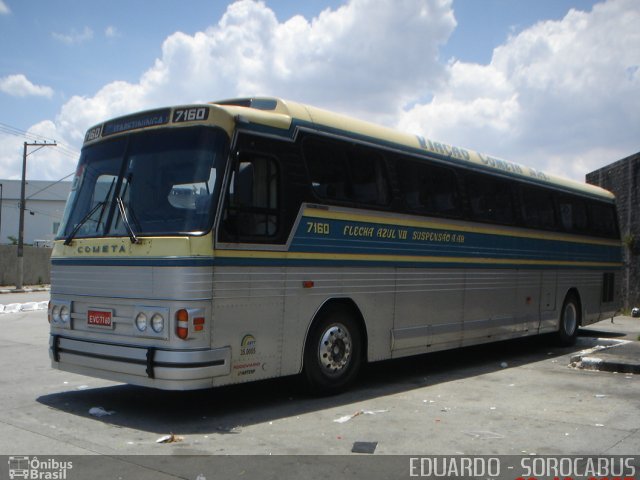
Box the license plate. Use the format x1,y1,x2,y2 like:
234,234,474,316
87,309,113,329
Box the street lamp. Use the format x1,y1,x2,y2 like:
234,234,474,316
16,141,56,291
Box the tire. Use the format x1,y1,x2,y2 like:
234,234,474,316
303,305,363,395
556,293,580,346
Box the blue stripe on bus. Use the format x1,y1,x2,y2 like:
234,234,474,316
290,234,617,262
51,257,216,267
292,216,622,265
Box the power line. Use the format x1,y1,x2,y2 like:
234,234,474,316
0,121,80,159
25,171,75,200
0,130,79,161
0,122,53,143
0,125,76,196
2,201,65,221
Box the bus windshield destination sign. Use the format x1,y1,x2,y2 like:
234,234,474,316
102,109,171,137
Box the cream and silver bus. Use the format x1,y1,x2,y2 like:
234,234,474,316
49,98,622,393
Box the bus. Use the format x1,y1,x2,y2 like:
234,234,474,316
49,97,622,393
8,456,29,479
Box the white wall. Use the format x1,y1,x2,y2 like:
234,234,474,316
0,180,71,245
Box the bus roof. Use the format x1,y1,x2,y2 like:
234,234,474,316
211,97,615,201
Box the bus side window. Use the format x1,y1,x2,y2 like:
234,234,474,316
304,140,349,201
396,158,460,218
303,137,391,207
520,185,556,230
466,173,515,225
222,154,280,241
348,147,390,206
588,202,619,238
556,195,588,233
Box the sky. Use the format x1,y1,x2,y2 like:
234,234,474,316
0,0,638,184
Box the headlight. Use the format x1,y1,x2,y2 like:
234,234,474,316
60,305,71,323
52,305,61,323
135,312,147,331
151,313,164,333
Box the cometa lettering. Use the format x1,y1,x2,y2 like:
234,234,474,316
77,245,126,254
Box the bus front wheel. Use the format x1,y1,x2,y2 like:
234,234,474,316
303,306,362,395
556,293,580,346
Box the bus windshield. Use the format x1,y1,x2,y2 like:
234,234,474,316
58,126,228,240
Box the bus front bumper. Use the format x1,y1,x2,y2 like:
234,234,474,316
49,335,231,390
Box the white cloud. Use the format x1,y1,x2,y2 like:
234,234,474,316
0,122,79,184
398,0,640,179
1,0,638,184
0,74,54,98
0,0,10,15
105,26,120,38
9,0,455,179
122,0,456,122
52,26,94,45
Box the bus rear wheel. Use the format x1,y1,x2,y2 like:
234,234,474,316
556,293,580,346
303,306,362,395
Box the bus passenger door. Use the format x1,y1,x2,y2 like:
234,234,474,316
214,151,286,383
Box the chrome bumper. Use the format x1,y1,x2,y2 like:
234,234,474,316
50,335,231,390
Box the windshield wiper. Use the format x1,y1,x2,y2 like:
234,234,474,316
63,201,105,245
116,196,140,244
94,177,116,233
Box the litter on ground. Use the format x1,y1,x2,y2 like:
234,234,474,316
89,407,115,417
333,409,389,423
156,433,184,443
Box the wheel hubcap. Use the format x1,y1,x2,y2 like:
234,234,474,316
564,303,577,335
318,324,352,376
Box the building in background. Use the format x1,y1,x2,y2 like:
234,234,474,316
0,179,71,245
587,152,640,311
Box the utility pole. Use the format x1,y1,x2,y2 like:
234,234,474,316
16,141,57,291
0,183,3,243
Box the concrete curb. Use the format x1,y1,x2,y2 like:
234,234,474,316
570,339,640,374
574,356,640,374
